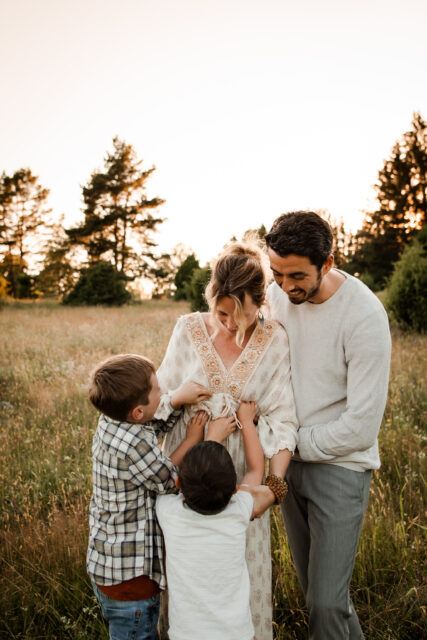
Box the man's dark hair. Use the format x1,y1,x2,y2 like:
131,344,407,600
265,211,333,270
179,441,237,515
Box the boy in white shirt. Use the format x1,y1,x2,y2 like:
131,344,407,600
156,401,274,640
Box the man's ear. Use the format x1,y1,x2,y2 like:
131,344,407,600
322,254,334,275
175,477,181,489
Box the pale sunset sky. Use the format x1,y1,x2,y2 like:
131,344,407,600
1,0,426,264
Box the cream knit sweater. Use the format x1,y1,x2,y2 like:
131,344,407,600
267,270,391,471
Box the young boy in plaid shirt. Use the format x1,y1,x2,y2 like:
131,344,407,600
87,353,211,640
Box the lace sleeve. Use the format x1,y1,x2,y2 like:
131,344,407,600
254,325,299,458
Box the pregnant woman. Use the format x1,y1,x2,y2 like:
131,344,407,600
157,241,298,640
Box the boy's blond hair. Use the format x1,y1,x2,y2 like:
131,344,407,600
89,354,155,422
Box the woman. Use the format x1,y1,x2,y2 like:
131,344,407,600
157,242,298,640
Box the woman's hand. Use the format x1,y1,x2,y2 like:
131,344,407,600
171,381,212,408
237,401,258,426
185,411,209,444
206,415,237,443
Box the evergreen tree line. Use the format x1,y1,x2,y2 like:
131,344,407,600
0,137,195,304
1,115,426,329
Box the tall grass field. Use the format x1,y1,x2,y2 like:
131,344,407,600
1,301,425,639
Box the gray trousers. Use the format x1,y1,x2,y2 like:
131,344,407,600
281,461,371,640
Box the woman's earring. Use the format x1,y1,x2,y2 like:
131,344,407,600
258,311,264,327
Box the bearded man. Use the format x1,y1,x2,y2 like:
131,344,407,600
265,211,391,640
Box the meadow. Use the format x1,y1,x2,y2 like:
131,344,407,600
0,301,425,639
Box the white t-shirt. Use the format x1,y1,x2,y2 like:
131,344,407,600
156,490,254,640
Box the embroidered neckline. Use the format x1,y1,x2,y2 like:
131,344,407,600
185,312,277,401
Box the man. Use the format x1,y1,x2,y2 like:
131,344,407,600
265,211,391,639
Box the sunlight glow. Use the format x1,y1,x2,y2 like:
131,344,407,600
1,0,426,264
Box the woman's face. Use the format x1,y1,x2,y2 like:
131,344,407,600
215,294,259,335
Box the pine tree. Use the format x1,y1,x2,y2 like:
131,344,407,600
37,219,77,298
0,169,51,297
150,253,176,298
66,138,165,278
347,112,427,286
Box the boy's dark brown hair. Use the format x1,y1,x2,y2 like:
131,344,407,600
179,441,237,515
89,354,155,421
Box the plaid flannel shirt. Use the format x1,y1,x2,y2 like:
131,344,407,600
87,394,181,589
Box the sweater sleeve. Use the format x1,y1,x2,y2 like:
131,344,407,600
297,310,391,461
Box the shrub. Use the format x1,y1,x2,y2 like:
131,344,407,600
174,254,200,300
358,271,380,292
386,239,427,332
16,273,38,298
63,262,131,306
0,274,8,300
186,266,211,312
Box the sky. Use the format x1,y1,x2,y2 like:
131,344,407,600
1,0,426,264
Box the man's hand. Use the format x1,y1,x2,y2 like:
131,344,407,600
248,484,275,519
185,411,209,444
171,381,212,408
237,401,258,426
206,415,237,443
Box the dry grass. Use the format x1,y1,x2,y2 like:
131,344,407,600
0,302,426,639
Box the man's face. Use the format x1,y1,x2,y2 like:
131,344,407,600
267,249,324,304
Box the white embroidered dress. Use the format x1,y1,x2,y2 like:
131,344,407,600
157,312,298,640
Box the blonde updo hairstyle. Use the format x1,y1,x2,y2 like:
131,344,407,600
205,240,268,347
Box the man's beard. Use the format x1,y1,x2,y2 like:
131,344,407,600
288,272,322,305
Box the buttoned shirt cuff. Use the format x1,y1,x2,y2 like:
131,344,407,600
154,392,179,421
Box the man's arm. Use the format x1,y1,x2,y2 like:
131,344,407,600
298,312,392,461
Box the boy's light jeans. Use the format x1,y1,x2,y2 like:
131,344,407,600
92,581,160,640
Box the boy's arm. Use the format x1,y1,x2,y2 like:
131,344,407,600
129,412,208,491
238,402,265,486
237,402,286,518
168,411,208,467
151,394,182,437
239,484,276,520
153,382,212,437
170,381,212,408
128,433,179,494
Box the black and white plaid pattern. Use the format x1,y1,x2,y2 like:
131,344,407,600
87,402,181,588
